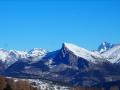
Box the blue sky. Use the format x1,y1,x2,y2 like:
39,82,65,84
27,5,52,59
0,0,120,51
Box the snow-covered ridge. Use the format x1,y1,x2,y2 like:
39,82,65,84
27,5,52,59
0,42,120,65
101,44,120,63
101,44,120,57
0,48,47,66
28,48,47,57
63,42,120,63
63,43,102,62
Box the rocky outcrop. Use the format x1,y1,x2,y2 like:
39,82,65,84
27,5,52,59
54,43,89,70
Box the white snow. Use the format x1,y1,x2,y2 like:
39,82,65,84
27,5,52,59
64,43,102,62
0,48,47,66
45,59,54,68
16,50,28,58
63,43,120,63
29,48,47,57
98,42,113,53
28,79,70,90
6,77,70,90
0,49,8,61
0,49,17,66
100,49,105,53
0,42,120,66
101,44,120,63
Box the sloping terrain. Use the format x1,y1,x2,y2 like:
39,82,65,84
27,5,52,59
0,42,120,87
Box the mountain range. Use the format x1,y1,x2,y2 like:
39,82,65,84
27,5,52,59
0,42,120,87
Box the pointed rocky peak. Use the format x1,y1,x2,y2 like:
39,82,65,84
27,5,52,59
61,43,102,62
62,42,91,56
98,42,114,53
8,50,20,58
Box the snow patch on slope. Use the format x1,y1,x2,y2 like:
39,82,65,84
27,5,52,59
0,48,47,67
63,43,102,62
28,48,47,57
0,49,9,62
7,77,70,90
101,44,120,63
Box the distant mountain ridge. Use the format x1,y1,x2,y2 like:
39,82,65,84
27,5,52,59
0,42,120,87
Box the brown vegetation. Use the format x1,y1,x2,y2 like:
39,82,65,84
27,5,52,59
0,76,120,90
0,76,37,90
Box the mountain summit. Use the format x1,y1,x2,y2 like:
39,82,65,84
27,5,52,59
1,42,120,87
62,43,102,62
98,42,114,53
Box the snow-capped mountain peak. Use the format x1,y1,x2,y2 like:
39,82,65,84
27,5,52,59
28,48,47,57
16,50,28,59
0,49,9,62
63,42,92,56
0,49,19,67
101,44,120,63
63,43,102,62
98,42,114,53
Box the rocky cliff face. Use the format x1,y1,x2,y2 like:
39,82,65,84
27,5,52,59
54,43,89,70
